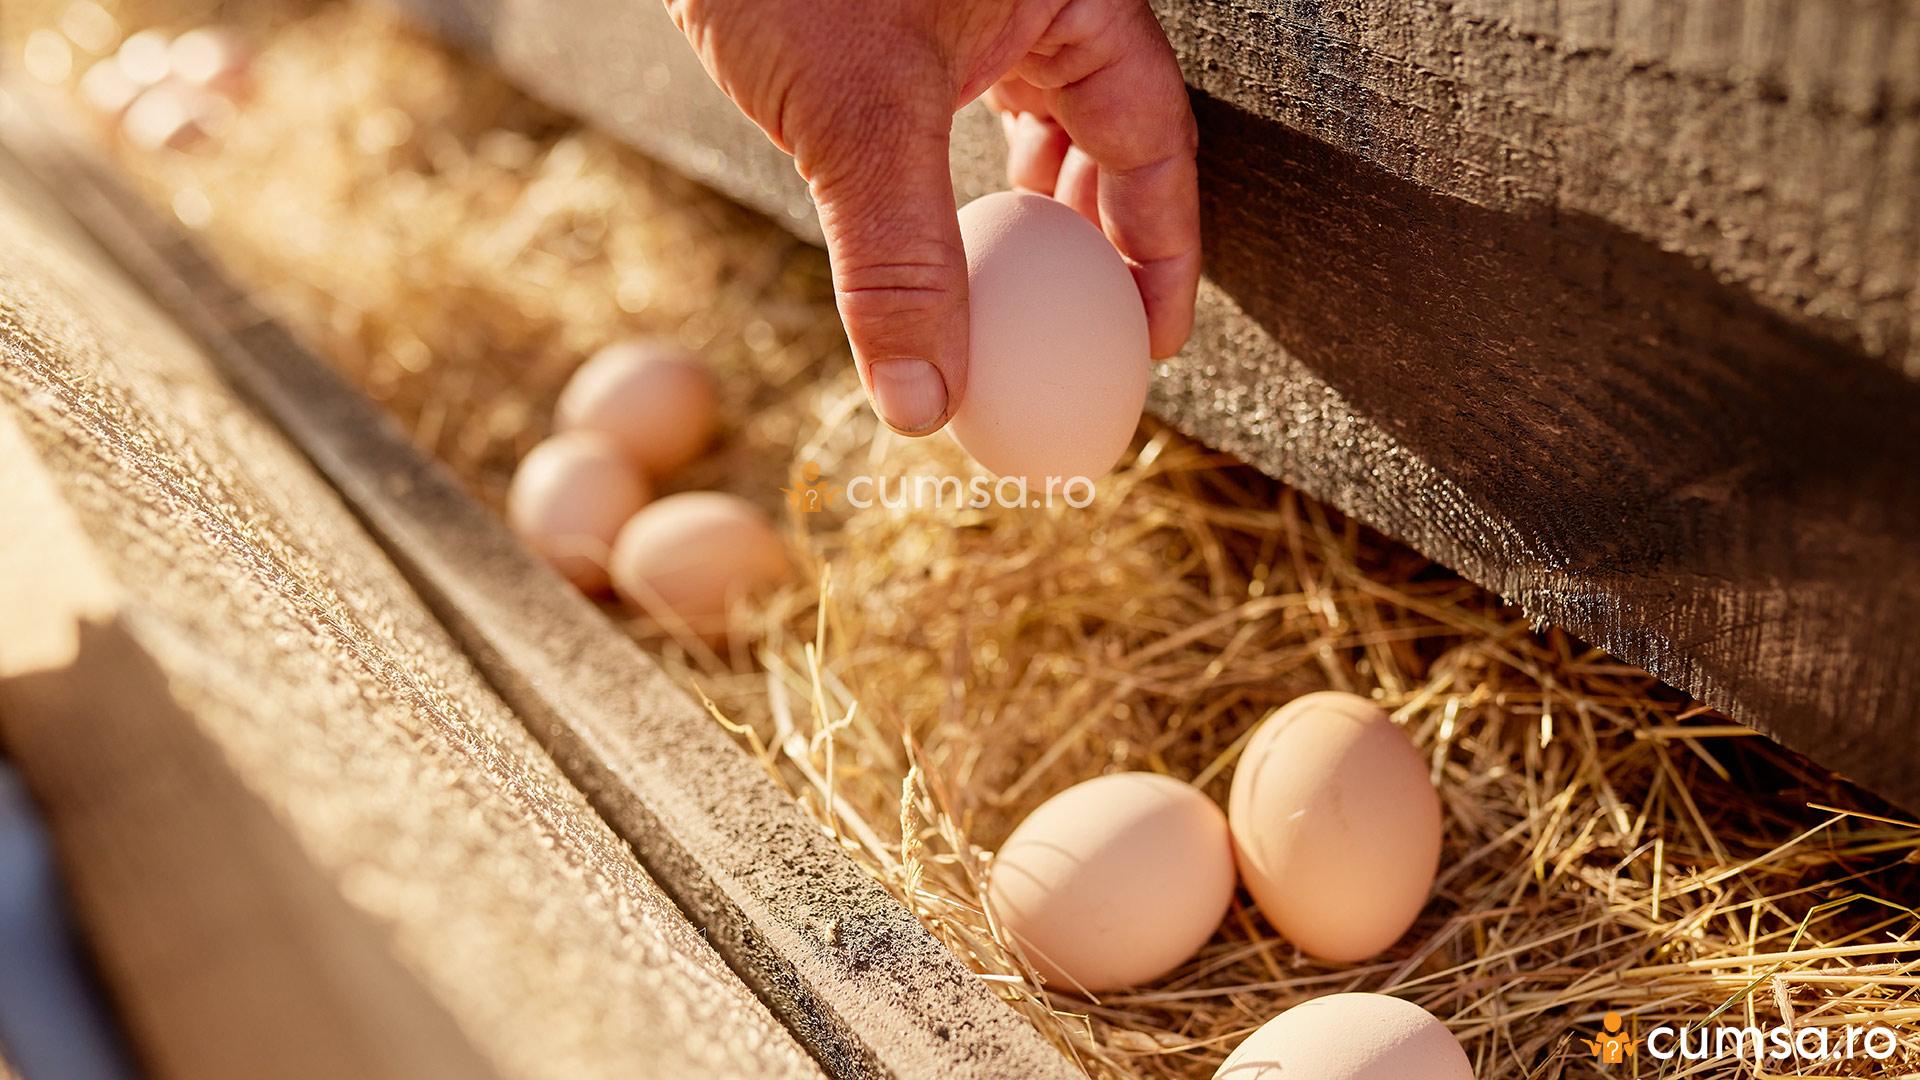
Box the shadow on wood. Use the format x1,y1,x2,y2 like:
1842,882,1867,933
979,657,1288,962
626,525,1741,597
1175,93,1920,807
0,618,500,1080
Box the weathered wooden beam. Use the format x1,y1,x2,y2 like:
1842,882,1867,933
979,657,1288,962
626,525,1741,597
0,91,1081,1080
0,111,826,1080
382,0,1920,812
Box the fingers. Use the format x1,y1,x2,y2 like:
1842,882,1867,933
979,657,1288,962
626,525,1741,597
793,89,970,436
1055,145,1100,224
1021,0,1200,358
1004,111,1071,193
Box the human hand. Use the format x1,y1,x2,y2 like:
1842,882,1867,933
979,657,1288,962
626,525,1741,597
668,0,1200,436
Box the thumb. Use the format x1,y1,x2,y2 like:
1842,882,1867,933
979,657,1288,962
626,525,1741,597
797,92,969,436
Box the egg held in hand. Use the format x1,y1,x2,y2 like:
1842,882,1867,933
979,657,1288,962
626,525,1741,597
949,191,1149,485
609,492,791,644
1213,993,1473,1080
987,772,1235,992
1227,692,1442,962
557,338,718,476
507,431,652,593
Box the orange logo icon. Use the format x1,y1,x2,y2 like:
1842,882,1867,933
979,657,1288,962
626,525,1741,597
1582,1012,1635,1064
781,461,841,513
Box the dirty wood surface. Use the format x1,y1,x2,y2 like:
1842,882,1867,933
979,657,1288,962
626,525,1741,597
386,0,1920,812
0,117,826,1080
0,92,1083,1080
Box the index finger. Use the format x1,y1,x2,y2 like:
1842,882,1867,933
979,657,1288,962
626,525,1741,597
1019,0,1199,359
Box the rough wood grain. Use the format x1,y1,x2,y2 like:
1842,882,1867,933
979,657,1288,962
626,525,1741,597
0,114,825,1080
0,92,1082,1080
1156,0,1920,378
383,0,1920,811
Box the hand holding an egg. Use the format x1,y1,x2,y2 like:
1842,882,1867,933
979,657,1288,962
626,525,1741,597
668,0,1201,454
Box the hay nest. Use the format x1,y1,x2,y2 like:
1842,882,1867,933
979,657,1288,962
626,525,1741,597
29,3,1920,1076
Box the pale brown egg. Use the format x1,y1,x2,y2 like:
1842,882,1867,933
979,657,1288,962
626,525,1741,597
168,27,251,100
113,28,171,88
1213,993,1473,1079
77,57,141,118
121,81,211,151
556,339,717,477
949,191,1149,485
987,772,1235,992
507,431,651,593
1227,692,1442,962
609,492,790,643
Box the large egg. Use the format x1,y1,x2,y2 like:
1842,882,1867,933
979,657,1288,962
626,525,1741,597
950,191,1148,484
1228,692,1441,962
121,81,216,152
1214,993,1473,1080
557,339,718,476
507,431,651,593
609,492,790,643
169,27,252,99
987,772,1235,992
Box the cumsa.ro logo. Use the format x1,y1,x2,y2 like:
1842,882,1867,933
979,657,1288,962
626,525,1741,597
781,461,1097,512
1579,1008,1900,1067
781,462,842,513
1582,1012,1634,1063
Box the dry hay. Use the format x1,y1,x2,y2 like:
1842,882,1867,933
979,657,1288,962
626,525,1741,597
19,2,1920,1076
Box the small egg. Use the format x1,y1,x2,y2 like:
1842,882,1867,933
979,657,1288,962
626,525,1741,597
1214,993,1472,1080
949,191,1149,484
987,773,1235,992
556,339,717,476
168,27,251,99
77,57,141,118
1227,692,1441,962
60,2,121,55
507,431,651,593
113,28,171,88
121,81,211,151
609,492,790,643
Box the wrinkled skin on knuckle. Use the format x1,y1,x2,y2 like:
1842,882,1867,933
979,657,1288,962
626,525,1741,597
789,77,941,186
826,216,967,309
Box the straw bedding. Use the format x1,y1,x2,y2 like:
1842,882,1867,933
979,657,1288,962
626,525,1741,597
14,3,1918,1075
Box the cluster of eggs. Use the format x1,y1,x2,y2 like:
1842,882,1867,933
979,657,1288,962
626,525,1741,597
507,341,790,643
986,691,1470,1078
62,20,253,152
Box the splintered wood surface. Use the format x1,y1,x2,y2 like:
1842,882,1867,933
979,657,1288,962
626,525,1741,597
0,125,825,1080
385,0,1920,812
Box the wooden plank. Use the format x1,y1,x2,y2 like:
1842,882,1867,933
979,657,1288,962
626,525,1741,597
0,109,825,1080
0,761,139,1080
0,92,1081,1080
381,0,1920,812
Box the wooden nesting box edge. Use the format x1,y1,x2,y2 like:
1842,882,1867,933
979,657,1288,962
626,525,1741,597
0,89,1082,1080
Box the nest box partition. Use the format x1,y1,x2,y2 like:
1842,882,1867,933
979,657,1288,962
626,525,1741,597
383,0,1920,812
0,91,1081,1080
